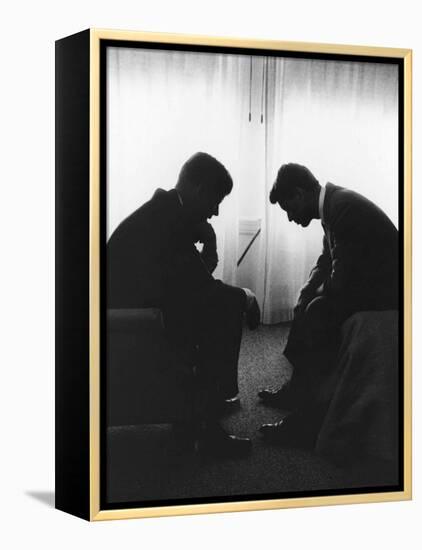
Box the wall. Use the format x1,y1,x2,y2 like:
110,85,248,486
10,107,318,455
1,1,419,548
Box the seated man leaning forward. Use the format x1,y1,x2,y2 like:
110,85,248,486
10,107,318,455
259,163,398,444
107,152,260,457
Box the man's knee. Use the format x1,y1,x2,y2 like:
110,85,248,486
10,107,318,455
304,296,333,345
212,284,246,316
305,296,331,322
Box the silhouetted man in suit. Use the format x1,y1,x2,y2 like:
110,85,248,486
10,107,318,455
258,163,398,444
107,152,260,456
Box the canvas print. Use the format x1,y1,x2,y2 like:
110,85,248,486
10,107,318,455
102,42,402,509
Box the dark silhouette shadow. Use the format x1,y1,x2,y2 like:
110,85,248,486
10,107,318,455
26,491,55,508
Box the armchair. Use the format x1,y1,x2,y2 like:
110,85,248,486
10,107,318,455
106,308,195,427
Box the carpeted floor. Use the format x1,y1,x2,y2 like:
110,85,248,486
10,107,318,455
106,323,398,506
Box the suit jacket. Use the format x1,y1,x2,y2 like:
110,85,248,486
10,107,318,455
302,183,399,312
107,188,237,312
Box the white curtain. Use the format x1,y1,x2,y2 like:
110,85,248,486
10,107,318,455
256,57,398,324
107,48,399,324
107,47,251,285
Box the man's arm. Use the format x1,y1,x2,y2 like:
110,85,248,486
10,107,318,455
305,235,332,293
163,220,223,302
323,200,367,300
295,236,331,316
194,221,219,273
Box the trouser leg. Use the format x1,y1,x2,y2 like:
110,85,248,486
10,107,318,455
195,284,245,405
165,284,245,423
284,296,347,405
283,296,353,443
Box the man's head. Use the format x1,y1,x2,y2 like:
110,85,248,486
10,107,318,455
176,152,233,223
269,163,321,227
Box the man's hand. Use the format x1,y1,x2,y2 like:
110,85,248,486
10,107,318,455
194,221,217,245
293,288,315,320
293,297,307,320
243,288,260,330
195,222,218,273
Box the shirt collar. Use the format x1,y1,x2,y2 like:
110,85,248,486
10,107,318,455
318,185,326,224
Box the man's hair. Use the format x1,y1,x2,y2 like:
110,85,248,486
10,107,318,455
269,163,319,203
177,152,233,195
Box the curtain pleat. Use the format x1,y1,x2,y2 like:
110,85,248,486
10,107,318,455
107,49,398,324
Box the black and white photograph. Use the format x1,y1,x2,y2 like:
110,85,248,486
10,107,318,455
102,39,404,510
4,0,421,544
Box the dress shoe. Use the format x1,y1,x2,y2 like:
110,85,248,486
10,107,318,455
259,414,313,447
260,419,288,439
224,393,240,404
258,384,296,409
196,423,252,458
